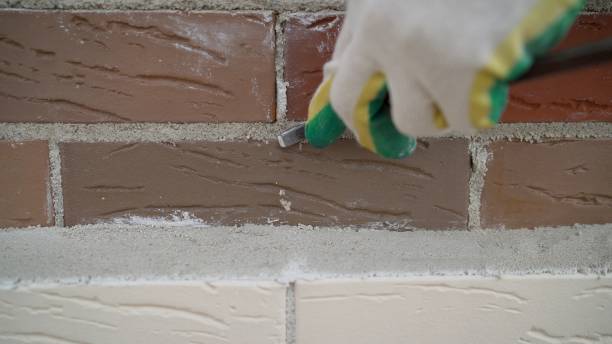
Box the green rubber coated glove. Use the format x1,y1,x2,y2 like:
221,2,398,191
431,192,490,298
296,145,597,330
306,0,584,159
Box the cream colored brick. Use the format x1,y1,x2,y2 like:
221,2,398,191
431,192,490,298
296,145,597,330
0,281,285,344
296,276,612,344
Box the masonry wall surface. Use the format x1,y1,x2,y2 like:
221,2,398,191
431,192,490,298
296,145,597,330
1,9,611,230
1,224,611,344
0,2,611,343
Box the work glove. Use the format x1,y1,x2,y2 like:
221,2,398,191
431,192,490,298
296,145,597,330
305,0,584,158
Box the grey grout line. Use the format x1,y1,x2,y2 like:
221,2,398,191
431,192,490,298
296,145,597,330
48,140,64,227
275,12,289,122
285,281,296,344
45,142,54,226
1,122,611,143
1,224,610,285
467,139,490,230
0,122,301,143
474,122,612,141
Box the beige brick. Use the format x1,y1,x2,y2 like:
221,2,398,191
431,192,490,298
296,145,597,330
0,282,286,344
296,276,612,344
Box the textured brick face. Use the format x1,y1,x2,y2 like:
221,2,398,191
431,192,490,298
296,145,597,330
61,139,470,229
296,277,612,344
0,282,286,344
283,14,611,122
283,14,342,120
481,140,612,229
0,11,275,123
503,15,612,123
0,141,51,227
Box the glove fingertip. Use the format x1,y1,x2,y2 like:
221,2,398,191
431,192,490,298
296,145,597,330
369,102,418,160
371,126,417,160
305,102,346,149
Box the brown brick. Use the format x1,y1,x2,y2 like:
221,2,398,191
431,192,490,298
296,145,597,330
283,14,611,123
61,139,469,229
0,11,275,123
503,15,612,123
481,140,612,229
0,141,52,227
284,14,342,120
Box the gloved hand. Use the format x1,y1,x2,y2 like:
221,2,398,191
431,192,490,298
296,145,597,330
305,0,584,158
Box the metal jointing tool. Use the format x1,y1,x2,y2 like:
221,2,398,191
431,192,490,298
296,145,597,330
277,123,305,148
277,38,612,148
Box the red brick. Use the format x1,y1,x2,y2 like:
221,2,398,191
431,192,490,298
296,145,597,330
0,11,275,123
503,15,612,123
0,141,52,228
481,140,612,229
283,14,611,123
284,14,342,120
61,139,469,230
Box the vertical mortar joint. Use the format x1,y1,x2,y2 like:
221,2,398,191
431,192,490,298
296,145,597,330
275,12,289,123
285,280,296,344
468,138,490,230
48,140,64,227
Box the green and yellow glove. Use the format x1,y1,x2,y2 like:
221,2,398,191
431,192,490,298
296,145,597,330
306,0,584,159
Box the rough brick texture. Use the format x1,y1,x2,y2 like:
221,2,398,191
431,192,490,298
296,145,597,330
296,277,612,344
481,140,612,229
283,14,611,122
0,282,286,344
503,14,612,123
61,139,470,229
284,13,342,120
0,141,51,227
0,11,275,123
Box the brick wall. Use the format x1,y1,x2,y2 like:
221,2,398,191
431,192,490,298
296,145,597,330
1,9,611,230
283,13,612,123
1,276,611,344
